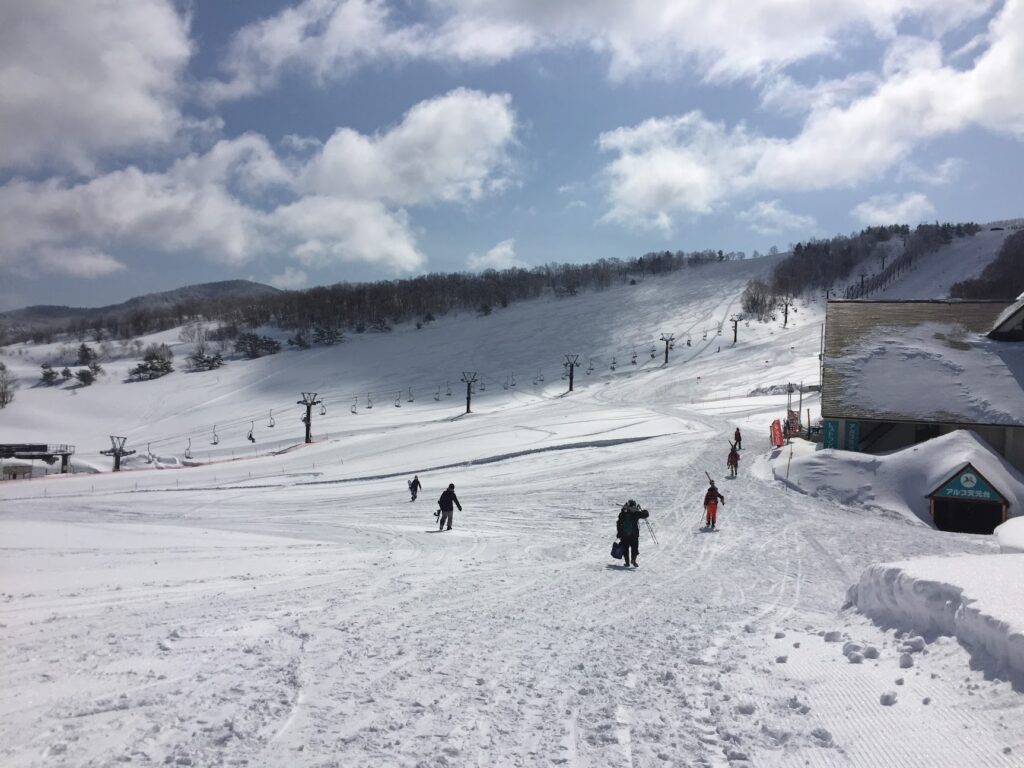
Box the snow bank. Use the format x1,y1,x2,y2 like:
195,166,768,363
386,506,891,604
775,430,1024,526
995,517,1024,553
849,554,1024,678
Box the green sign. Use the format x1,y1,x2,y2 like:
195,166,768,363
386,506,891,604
844,420,860,451
936,468,1002,502
822,420,839,449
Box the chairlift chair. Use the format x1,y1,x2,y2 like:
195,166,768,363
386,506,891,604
320,402,327,416
351,397,358,414
247,421,256,443
538,368,544,382
395,391,402,407
503,376,509,390
407,387,415,402
445,381,452,396
268,409,275,428
435,386,441,401
211,426,219,445
631,350,637,365
366,393,373,409
185,438,192,460
510,373,516,387
611,356,617,371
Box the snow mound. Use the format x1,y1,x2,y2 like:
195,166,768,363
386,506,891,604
775,430,1024,526
849,554,1024,679
995,517,1024,553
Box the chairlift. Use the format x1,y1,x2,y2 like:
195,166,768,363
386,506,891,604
445,381,452,397
366,393,373,409
319,402,327,416
503,376,509,390
538,368,544,382
510,373,516,387
650,346,656,359
407,387,414,402
435,386,441,401
479,379,485,392
611,356,617,371
586,359,594,375
395,391,402,408
631,350,637,365
247,421,255,443
211,426,219,445
184,438,192,460
268,409,275,428
351,397,358,414
702,329,707,340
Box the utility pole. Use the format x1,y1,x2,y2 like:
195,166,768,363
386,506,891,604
730,316,739,344
461,372,478,413
297,392,322,444
564,354,579,391
660,333,675,365
782,298,791,327
100,436,136,472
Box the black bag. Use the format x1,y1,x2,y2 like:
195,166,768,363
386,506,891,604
434,509,440,518
610,540,624,559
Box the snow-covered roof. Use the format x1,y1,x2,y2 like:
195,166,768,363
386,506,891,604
822,300,1024,426
988,292,1024,337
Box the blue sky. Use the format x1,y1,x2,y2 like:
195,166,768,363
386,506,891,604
1,0,1023,310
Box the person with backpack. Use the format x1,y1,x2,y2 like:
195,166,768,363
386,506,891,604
703,482,725,529
734,427,742,450
727,446,739,478
409,474,421,501
616,499,649,567
437,483,462,531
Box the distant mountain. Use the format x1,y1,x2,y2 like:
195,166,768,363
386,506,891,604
0,280,280,338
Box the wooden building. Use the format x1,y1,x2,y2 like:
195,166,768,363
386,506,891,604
820,298,1024,472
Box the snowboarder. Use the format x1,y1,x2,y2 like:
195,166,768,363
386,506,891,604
437,483,462,531
734,427,742,450
727,446,739,478
409,474,421,501
616,499,649,567
703,482,725,529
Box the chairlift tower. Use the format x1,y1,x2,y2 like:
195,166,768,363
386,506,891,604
461,372,478,413
100,435,136,472
297,392,322,444
564,354,580,392
660,333,675,365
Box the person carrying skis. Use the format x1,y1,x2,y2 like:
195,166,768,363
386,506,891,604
616,499,649,567
703,482,725,529
409,474,421,501
437,483,462,531
734,427,742,450
727,446,739,478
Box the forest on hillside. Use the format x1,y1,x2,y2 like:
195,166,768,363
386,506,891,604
740,222,984,321
3,248,743,346
950,229,1024,300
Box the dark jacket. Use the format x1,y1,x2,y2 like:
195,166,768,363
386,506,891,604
704,487,725,506
438,488,462,512
410,477,421,492
617,504,649,539
727,450,739,466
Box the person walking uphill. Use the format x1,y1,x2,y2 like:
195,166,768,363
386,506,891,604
727,446,740,478
437,483,462,531
703,482,725,529
617,500,649,567
409,474,421,501
734,427,742,450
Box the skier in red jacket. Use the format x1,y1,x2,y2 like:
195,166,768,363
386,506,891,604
703,483,725,529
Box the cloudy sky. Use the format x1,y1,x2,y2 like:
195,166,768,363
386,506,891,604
1,0,1022,309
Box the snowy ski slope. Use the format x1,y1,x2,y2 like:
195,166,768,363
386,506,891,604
2,249,1022,767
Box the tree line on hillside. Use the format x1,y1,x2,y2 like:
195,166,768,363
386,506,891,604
950,229,1024,300
741,222,983,321
7,249,743,346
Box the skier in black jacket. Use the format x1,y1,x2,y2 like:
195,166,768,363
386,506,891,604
437,483,462,531
616,500,649,567
409,474,421,501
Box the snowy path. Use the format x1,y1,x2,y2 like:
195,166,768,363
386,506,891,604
2,403,1020,766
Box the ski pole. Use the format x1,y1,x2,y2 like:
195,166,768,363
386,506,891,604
644,518,659,545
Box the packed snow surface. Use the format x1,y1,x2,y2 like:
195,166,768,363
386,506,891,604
2,259,1023,766
996,517,1024,553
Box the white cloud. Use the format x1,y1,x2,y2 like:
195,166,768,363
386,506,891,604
301,89,516,205
896,157,964,185
467,239,525,271
204,0,998,101
0,90,515,278
268,266,309,290
0,0,191,173
738,200,816,236
596,1,1024,231
852,192,935,225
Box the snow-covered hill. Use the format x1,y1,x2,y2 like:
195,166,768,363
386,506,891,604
2,252,1022,767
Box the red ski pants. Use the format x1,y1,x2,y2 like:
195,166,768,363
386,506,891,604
705,502,718,527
